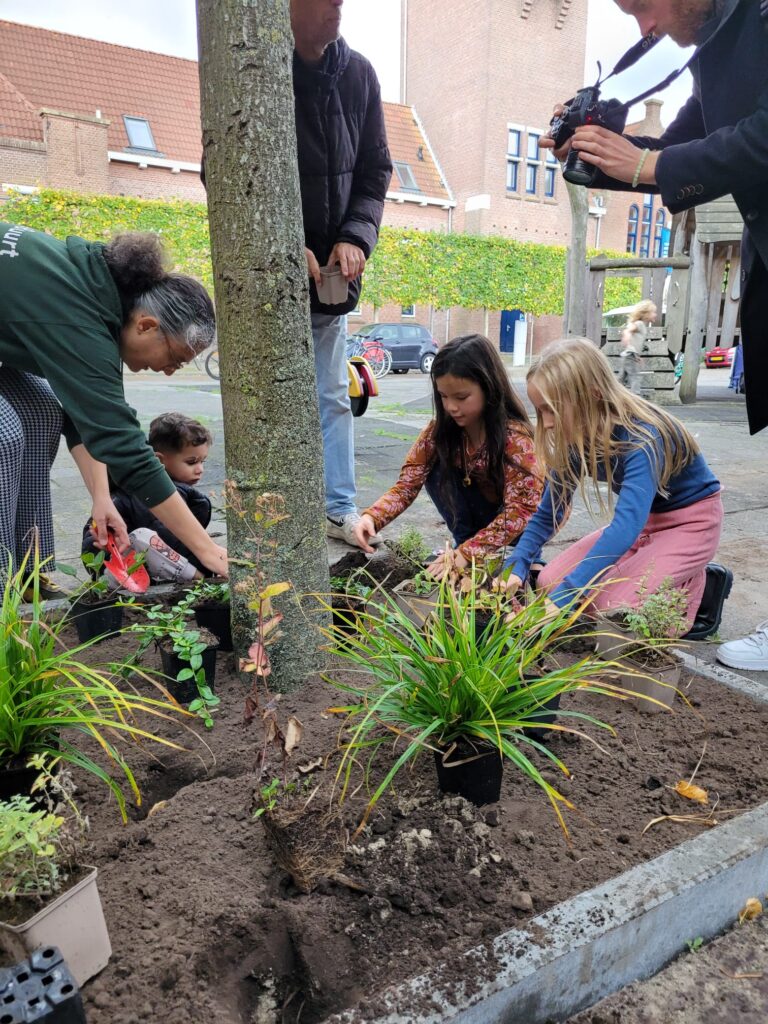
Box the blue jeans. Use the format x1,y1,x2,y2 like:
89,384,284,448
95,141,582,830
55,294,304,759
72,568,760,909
312,313,356,518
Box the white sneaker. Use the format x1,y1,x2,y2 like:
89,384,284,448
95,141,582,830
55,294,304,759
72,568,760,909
326,513,381,549
716,620,768,671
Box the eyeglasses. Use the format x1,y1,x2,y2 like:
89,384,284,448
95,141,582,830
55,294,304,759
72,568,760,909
165,337,188,372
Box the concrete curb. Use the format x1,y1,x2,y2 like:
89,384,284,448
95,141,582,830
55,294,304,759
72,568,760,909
325,661,768,1024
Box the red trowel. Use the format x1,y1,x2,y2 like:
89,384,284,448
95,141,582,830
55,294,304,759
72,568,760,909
95,524,150,593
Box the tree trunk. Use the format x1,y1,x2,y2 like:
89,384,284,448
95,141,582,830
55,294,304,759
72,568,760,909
197,0,329,690
564,181,589,337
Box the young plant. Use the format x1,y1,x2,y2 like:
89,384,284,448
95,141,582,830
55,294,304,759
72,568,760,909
0,549,190,821
388,527,431,567
188,577,230,605
127,593,221,729
325,568,626,835
0,796,66,901
404,569,438,596
623,577,689,648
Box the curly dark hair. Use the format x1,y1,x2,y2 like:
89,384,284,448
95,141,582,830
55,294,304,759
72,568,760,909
103,232,215,354
148,412,213,454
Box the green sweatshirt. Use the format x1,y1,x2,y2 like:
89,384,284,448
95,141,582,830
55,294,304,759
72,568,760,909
0,222,175,507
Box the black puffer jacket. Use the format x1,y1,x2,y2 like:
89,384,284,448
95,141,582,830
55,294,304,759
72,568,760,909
293,37,392,315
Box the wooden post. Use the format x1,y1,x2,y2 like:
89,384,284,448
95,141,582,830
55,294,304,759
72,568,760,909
564,180,588,337
679,231,708,404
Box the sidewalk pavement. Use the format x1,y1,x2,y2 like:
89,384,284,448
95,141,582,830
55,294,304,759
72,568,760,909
50,365,768,685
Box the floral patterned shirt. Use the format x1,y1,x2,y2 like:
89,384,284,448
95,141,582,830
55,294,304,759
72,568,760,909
365,421,543,562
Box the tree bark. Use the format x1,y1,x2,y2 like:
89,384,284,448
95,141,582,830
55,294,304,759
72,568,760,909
564,181,588,337
197,0,329,690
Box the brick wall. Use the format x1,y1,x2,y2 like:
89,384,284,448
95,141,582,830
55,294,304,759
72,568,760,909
42,110,110,194
0,140,46,188
108,163,206,202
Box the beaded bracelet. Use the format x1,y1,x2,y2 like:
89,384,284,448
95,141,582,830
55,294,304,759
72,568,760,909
632,148,651,189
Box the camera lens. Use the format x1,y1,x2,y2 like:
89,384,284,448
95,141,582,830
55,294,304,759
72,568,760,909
563,149,597,187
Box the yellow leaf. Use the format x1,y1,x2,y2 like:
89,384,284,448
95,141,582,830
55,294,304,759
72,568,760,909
674,780,709,805
739,898,763,924
147,801,167,818
259,582,291,602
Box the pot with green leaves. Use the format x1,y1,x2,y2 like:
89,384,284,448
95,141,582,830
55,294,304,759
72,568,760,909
329,571,374,634
594,578,687,713
0,551,191,817
127,594,221,729
391,569,440,628
191,578,232,651
64,551,123,644
0,796,110,986
326,570,626,826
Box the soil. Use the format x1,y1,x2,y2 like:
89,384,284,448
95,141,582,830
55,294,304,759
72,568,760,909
43,625,768,1024
568,915,768,1023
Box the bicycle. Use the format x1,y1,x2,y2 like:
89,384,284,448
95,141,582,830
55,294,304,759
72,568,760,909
204,349,220,380
346,337,392,379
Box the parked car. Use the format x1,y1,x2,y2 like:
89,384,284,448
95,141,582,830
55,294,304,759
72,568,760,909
348,322,438,373
704,346,735,368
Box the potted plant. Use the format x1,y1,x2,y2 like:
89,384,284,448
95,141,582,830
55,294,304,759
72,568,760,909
391,568,441,627
325,570,625,829
127,593,221,729
190,577,232,651
329,571,373,634
386,526,431,568
595,578,688,713
0,795,110,986
64,551,124,644
253,777,346,894
0,550,191,818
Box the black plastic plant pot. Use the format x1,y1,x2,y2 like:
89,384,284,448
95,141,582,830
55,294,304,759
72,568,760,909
0,946,86,1023
159,645,217,705
433,740,503,806
194,602,233,651
69,596,123,645
525,691,562,742
0,756,59,805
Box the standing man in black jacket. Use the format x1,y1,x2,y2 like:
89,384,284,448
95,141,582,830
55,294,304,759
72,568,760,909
544,0,768,669
291,0,392,548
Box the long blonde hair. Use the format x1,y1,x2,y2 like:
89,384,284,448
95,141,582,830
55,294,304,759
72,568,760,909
528,338,699,516
626,299,657,326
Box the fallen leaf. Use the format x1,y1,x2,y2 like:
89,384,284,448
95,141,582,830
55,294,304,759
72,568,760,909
674,780,709,804
642,813,717,835
718,967,764,980
147,801,167,818
738,898,763,924
298,756,323,774
284,716,304,756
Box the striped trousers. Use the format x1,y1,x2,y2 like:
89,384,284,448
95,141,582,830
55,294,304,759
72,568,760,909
0,368,62,569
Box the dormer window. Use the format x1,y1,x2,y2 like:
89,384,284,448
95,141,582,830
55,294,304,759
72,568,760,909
393,161,419,192
123,115,158,153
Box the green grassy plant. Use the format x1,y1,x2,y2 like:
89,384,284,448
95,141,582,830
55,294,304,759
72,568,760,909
0,549,190,820
0,796,65,900
324,570,625,834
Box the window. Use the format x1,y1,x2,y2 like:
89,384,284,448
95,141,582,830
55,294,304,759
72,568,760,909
640,194,653,258
349,304,362,317
506,127,521,193
393,161,419,191
653,208,667,258
544,152,558,198
626,204,639,254
401,304,416,318
526,131,540,195
123,116,157,151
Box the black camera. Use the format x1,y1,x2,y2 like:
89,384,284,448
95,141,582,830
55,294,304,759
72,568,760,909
549,86,627,187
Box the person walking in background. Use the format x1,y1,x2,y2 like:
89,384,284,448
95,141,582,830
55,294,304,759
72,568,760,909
353,335,543,577
619,300,656,396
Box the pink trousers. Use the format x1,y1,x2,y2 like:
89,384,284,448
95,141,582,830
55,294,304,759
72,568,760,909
537,490,724,632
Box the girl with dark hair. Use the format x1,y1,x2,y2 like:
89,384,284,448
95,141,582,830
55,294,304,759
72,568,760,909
354,334,543,577
0,222,226,587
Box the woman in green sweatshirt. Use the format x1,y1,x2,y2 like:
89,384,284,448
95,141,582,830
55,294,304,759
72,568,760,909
0,223,227,585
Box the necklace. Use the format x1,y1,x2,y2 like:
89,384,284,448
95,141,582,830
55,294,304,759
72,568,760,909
461,434,481,487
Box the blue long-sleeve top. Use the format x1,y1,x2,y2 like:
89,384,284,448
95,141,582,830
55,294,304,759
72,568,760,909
505,423,720,606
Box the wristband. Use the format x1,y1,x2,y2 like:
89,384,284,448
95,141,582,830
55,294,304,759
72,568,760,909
632,148,650,189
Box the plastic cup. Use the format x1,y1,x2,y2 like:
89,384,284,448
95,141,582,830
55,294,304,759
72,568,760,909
316,264,349,304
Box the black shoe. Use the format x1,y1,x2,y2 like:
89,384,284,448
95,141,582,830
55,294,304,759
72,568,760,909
682,563,734,641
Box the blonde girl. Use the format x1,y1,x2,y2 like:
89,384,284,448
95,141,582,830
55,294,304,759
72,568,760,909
619,299,656,395
502,338,723,631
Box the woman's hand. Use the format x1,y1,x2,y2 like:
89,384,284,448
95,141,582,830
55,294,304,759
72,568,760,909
90,497,130,551
352,514,378,554
199,541,229,577
426,549,468,580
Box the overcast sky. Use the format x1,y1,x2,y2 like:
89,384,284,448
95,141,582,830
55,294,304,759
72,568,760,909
0,0,693,124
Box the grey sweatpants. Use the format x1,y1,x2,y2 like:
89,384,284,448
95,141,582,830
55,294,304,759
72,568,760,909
0,368,62,570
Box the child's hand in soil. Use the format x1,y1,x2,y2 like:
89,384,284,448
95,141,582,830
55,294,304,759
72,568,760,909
426,549,467,580
353,514,378,554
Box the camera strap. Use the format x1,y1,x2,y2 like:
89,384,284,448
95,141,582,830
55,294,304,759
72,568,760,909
598,33,699,115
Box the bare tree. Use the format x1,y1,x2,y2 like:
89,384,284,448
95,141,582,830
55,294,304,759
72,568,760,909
197,0,329,689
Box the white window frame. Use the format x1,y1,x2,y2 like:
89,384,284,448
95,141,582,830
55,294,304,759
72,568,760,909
401,304,416,318
506,122,523,193
123,115,157,152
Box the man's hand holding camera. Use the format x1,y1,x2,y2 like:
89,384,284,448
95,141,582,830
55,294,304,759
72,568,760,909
541,125,660,188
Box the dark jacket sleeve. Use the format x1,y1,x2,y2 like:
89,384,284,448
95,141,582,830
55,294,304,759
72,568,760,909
335,65,392,258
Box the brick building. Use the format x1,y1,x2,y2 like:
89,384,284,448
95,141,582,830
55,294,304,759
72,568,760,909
0,19,453,331
402,0,671,346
